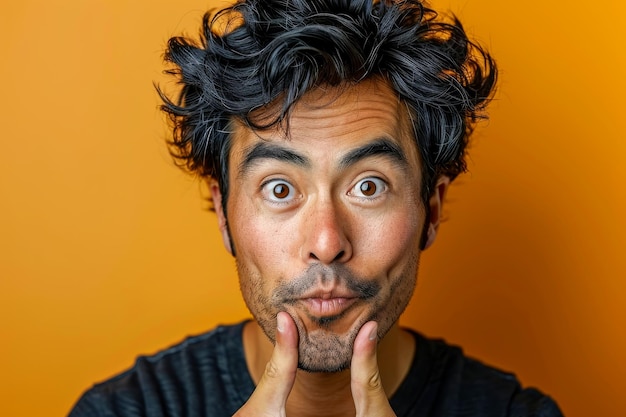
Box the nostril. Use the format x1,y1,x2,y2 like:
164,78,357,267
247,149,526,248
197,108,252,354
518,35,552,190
333,251,345,262
308,250,345,263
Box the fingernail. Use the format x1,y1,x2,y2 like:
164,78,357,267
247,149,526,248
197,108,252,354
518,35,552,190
368,322,378,341
277,313,285,333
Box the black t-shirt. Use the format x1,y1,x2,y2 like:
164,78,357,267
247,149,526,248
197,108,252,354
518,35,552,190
69,322,563,417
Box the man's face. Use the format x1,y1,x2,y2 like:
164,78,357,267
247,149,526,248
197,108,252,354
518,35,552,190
213,79,440,372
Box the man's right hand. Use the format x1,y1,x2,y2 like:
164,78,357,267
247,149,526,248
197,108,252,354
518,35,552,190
233,312,299,417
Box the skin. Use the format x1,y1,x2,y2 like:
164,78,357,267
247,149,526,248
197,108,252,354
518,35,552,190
210,78,449,417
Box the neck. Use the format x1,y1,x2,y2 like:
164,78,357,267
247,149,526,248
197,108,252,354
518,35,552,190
243,320,415,417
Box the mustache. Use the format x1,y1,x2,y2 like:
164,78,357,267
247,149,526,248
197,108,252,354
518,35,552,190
272,263,380,303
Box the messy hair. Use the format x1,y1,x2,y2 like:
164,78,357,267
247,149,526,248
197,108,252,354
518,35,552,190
158,0,497,208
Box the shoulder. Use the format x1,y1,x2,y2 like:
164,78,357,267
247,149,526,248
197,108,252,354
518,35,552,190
405,331,563,417
458,354,562,416
68,322,253,417
507,388,563,417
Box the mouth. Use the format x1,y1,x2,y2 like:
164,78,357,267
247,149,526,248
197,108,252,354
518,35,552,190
299,296,358,318
272,264,380,325
283,286,363,321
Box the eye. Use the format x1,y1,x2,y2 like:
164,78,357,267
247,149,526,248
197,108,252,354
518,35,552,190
351,177,387,199
261,179,296,203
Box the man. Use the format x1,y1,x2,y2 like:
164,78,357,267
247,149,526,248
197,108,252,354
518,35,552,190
70,0,563,416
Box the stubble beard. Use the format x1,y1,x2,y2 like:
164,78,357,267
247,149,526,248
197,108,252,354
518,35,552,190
296,324,360,372
238,262,417,373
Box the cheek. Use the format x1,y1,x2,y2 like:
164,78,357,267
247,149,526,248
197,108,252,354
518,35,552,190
228,199,296,285
359,208,423,275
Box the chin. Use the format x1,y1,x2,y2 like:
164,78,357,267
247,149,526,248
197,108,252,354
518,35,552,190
298,357,351,373
297,342,353,373
293,321,361,373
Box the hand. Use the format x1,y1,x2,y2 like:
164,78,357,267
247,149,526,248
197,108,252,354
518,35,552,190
233,314,397,417
351,321,397,417
233,312,298,417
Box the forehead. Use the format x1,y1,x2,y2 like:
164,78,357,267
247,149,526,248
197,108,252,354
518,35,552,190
230,78,419,165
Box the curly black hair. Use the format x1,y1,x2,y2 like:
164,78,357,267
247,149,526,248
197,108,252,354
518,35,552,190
158,0,497,210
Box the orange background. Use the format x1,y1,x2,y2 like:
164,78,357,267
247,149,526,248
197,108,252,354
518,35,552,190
1,1,624,416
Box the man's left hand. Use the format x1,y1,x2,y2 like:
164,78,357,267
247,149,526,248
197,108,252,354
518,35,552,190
350,321,397,417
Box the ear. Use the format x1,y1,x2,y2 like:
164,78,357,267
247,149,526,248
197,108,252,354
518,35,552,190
423,176,451,250
209,179,233,255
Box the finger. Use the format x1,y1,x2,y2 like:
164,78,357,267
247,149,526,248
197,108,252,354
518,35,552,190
351,321,396,417
236,312,299,416
256,312,299,400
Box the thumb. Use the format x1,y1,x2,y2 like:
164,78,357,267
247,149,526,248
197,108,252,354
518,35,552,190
236,312,299,417
350,321,396,417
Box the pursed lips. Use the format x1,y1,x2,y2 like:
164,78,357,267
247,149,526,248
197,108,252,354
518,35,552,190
292,287,361,318
273,265,381,320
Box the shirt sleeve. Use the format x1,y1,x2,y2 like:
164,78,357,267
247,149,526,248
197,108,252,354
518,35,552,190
68,388,110,417
508,388,564,417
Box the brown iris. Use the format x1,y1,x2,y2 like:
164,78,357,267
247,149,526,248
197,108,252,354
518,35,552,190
273,183,290,199
359,180,377,196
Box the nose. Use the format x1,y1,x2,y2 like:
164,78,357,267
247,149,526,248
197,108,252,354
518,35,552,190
301,198,352,265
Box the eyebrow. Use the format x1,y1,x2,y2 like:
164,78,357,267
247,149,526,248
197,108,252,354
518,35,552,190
239,142,310,177
339,138,408,169
238,137,408,177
